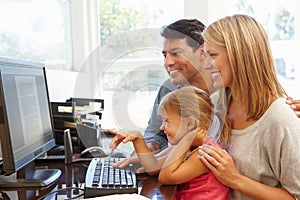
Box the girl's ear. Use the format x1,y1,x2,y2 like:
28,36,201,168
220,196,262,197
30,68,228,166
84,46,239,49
187,117,197,131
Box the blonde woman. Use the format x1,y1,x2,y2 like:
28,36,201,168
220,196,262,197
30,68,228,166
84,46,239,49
199,14,300,199
109,86,230,200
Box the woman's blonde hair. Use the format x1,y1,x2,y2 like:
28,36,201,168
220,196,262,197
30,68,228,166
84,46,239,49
158,86,231,147
203,14,287,120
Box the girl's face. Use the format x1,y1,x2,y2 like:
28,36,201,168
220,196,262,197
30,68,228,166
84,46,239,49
160,110,192,145
203,41,233,89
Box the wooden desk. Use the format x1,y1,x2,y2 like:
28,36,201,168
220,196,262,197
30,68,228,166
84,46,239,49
138,173,176,200
0,160,176,200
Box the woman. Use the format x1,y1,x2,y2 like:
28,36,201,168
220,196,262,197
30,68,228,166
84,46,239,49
199,14,300,199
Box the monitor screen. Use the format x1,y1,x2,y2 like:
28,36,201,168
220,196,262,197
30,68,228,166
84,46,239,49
0,57,61,189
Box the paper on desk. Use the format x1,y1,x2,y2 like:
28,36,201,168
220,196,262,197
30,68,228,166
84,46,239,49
84,193,151,200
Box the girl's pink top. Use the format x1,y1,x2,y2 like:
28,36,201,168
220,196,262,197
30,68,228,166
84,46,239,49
173,137,229,200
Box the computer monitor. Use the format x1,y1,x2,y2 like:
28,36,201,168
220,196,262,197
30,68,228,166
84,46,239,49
0,57,61,189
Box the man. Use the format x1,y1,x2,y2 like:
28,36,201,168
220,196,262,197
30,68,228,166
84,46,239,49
143,19,213,152
286,97,300,117
111,19,215,169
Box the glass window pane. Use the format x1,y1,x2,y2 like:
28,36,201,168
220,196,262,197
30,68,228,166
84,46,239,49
0,0,72,70
99,0,184,59
98,0,184,130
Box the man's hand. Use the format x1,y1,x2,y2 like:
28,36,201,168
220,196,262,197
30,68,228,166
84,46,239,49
112,154,146,174
111,141,160,174
147,142,161,152
286,97,300,118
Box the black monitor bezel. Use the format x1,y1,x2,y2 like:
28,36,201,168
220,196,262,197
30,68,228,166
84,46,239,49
0,57,56,175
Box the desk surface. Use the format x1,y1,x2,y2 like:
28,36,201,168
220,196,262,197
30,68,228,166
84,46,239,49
0,159,176,200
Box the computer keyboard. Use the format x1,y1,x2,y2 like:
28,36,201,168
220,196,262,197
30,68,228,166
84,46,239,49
84,157,138,198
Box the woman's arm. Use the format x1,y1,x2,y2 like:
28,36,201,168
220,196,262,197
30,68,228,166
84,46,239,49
199,144,295,200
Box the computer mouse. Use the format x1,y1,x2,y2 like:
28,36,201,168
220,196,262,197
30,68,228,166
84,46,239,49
80,146,108,158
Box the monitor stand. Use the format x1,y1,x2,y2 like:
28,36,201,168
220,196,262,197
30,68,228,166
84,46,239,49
0,161,62,190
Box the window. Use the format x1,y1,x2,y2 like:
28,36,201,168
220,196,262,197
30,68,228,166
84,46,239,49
225,0,299,98
97,0,184,130
0,0,72,70
0,0,184,131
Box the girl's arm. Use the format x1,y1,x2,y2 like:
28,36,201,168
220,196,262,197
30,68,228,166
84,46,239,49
154,147,172,159
132,137,169,175
159,146,209,185
159,130,209,185
109,129,141,150
199,144,295,200
108,129,168,174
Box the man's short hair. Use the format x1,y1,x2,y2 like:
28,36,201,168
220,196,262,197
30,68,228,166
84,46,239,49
160,19,206,51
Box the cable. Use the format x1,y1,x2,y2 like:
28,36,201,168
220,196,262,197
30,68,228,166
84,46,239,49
36,187,85,200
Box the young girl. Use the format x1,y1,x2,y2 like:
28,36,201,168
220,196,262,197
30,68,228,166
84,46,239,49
109,86,231,200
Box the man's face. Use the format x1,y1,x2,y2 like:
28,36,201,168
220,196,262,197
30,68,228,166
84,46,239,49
162,38,211,92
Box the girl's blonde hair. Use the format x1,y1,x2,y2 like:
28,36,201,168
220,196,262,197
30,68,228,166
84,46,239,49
203,14,287,121
158,86,231,147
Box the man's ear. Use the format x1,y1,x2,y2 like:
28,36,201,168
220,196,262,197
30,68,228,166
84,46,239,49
199,44,207,60
187,117,197,131
200,44,205,53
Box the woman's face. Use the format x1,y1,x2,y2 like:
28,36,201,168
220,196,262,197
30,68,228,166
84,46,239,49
203,41,233,89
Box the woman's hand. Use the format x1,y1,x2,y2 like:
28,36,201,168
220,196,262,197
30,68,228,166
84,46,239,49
199,144,240,187
108,129,142,150
286,97,300,118
199,144,296,199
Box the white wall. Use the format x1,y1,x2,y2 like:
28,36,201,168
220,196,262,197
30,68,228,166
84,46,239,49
46,0,100,102
46,69,78,102
184,0,226,25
